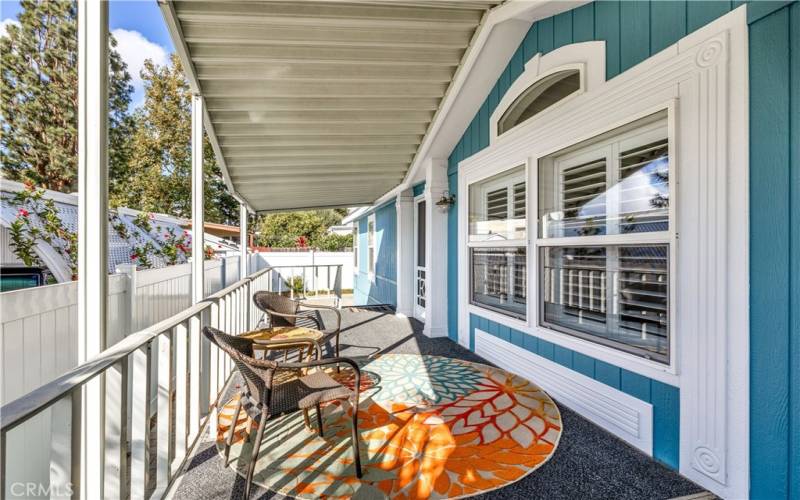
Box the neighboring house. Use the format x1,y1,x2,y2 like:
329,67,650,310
326,223,354,236
0,180,239,289
345,3,799,499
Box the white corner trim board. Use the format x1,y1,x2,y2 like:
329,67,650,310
475,329,654,455
457,7,749,499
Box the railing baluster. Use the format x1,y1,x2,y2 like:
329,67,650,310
44,393,74,500
104,358,128,499
188,316,201,441
155,332,172,494
173,323,188,474
208,302,220,435
130,343,151,500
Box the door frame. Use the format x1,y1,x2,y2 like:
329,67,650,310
413,194,426,321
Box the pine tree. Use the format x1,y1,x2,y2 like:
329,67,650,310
116,54,238,224
0,0,134,192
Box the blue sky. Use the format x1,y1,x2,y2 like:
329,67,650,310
1,0,175,108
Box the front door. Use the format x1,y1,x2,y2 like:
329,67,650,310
414,198,426,320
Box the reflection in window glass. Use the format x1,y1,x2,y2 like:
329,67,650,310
538,118,669,238
469,166,526,242
471,247,526,319
540,245,669,361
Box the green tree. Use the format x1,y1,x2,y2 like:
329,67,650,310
113,55,238,224
256,210,349,249
0,0,134,192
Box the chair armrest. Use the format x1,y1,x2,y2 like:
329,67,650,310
298,302,341,331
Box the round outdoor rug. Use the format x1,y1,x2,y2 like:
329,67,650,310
216,354,562,499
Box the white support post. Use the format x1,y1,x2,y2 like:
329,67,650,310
423,159,449,338
240,203,249,280
77,1,109,498
191,94,205,304
395,189,415,317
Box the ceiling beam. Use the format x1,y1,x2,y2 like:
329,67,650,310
231,169,407,181
205,97,441,111
174,1,484,28
195,62,455,82
181,23,473,49
188,43,464,65
222,145,417,158
214,123,427,136
217,134,422,147
209,110,434,124
226,155,412,168
199,80,448,98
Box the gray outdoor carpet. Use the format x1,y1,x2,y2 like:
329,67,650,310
171,308,706,500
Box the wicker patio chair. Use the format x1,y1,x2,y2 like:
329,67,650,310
253,290,343,358
202,326,362,499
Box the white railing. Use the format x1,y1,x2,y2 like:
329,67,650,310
270,264,343,305
0,266,274,499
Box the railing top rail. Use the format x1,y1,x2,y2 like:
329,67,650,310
0,266,273,435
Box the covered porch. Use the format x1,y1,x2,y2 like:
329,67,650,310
5,0,798,498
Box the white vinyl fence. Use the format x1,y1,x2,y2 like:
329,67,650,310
0,250,351,493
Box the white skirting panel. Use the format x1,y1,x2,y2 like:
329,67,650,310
474,329,653,455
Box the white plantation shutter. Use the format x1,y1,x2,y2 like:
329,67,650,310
560,158,607,236
486,187,508,220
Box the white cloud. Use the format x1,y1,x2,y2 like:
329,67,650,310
111,28,168,107
1,18,20,38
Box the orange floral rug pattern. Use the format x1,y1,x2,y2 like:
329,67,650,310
216,354,562,499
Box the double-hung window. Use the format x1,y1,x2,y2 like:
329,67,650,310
536,112,671,362
468,166,527,320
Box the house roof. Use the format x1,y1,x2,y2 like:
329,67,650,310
0,180,238,282
160,0,501,213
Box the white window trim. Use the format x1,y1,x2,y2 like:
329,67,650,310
489,41,606,145
467,165,528,321
457,9,748,498
413,194,426,320
352,226,359,275
367,213,376,283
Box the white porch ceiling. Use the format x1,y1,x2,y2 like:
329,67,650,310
164,0,500,212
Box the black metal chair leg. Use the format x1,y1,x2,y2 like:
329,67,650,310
315,403,324,437
224,394,244,466
351,401,362,478
244,407,268,500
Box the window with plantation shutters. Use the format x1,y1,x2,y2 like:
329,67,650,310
468,165,527,319
537,112,672,363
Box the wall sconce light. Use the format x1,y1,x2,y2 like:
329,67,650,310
435,190,456,211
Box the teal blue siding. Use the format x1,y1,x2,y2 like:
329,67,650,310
749,3,799,498
353,201,397,306
650,2,686,54
447,2,800,491
594,0,621,78
620,1,650,72
412,182,425,197
572,3,595,42
687,1,733,33
470,314,681,468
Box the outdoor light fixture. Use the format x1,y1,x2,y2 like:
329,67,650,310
436,191,456,211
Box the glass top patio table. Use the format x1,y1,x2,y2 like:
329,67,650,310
240,326,323,363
